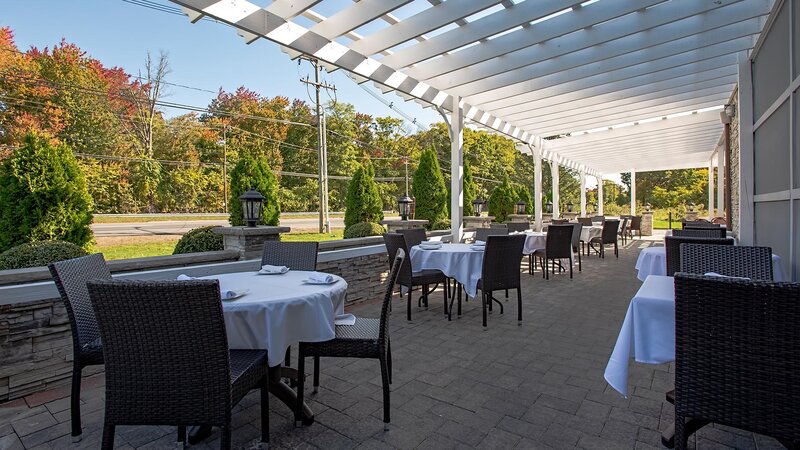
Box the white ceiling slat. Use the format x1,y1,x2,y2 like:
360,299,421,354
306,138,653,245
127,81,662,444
310,0,412,40
266,0,322,20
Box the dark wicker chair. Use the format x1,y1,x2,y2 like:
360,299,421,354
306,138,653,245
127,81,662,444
489,222,508,229
665,236,733,276
681,220,719,229
48,254,111,442
383,233,448,321
476,227,508,242
589,219,620,258
476,235,526,327
672,228,727,239
86,279,269,450
591,215,605,223
577,217,593,226
261,241,318,270
551,218,570,224
296,249,405,430
628,216,642,238
396,228,427,248
680,244,773,280
672,273,800,449
506,222,530,232
533,224,574,279
618,217,629,245
569,223,583,272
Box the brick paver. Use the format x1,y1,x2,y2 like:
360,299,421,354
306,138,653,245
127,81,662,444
0,240,785,449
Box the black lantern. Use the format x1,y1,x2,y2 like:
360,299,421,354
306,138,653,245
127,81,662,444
566,201,574,213
398,194,413,220
472,197,484,217
515,201,526,215
239,188,264,227
546,201,553,214
688,201,696,212
645,203,652,212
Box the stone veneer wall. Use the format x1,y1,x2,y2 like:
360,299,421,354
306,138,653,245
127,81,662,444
0,246,391,403
728,86,741,236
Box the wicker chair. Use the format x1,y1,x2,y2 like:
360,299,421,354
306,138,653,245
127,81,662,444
681,220,719,229
85,279,269,450
476,235,526,327
476,227,508,242
506,222,530,232
489,222,508,229
383,234,448,321
577,217,593,226
618,217,630,245
672,228,727,239
261,241,318,270
628,216,642,238
551,218,570,224
533,224,574,279
665,236,733,276
680,244,773,280
591,215,605,223
569,223,583,272
48,254,111,442
396,228,427,248
296,249,405,430
589,219,620,258
672,273,800,449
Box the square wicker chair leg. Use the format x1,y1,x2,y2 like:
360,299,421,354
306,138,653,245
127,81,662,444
70,362,83,442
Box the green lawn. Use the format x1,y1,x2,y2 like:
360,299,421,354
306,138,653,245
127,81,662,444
96,239,179,260
653,220,681,230
281,230,344,242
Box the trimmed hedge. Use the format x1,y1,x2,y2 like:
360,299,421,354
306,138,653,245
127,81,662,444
173,226,224,254
0,240,88,270
412,148,448,224
343,222,384,239
228,153,280,227
344,162,383,230
488,176,516,223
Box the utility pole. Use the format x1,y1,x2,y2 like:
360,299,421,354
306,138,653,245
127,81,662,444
217,125,229,213
300,58,335,233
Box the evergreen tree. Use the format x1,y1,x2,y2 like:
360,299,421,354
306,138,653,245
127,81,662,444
488,176,516,223
0,132,94,252
462,160,477,214
412,148,448,224
228,152,280,226
516,185,534,215
344,161,384,230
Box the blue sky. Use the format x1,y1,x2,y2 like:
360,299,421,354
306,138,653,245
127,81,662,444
1,0,441,128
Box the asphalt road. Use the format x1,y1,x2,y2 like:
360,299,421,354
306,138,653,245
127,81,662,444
91,217,347,237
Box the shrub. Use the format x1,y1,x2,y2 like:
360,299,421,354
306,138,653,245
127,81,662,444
488,176,516,223
344,162,384,231
515,185,533,215
0,132,94,252
462,160,477,214
173,226,224,254
228,153,280,226
343,222,384,239
0,240,87,270
428,218,451,231
412,148,448,224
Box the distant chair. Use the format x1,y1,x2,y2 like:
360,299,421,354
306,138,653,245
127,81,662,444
681,220,719,229
591,215,605,223
673,228,727,239
383,234,448,321
476,227,508,242
396,228,427,248
533,224,574,279
489,222,508,229
627,216,642,238
577,217,593,226
618,217,629,245
476,235,526,327
261,241,318,271
589,219,620,258
680,244,773,280
506,222,530,233
569,223,583,272
48,253,111,442
86,279,269,450
665,236,733,276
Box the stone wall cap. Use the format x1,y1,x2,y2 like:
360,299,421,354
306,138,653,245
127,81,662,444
379,219,428,225
213,226,291,236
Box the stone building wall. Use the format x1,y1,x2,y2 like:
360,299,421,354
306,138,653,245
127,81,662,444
728,87,741,236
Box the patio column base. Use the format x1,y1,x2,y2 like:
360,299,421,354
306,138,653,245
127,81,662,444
507,214,531,224
379,219,428,233
214,226,291,260
463,216,493,229
641,211,654,236
542,213,553,223
684,211,699,222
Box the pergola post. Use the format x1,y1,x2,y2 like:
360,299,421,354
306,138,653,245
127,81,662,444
551,159,560,219
629,170,636,216
707,157,715,220
580,172,587,217
716,148,724,218
450,96,464,243
597,174,604,216
533,142,543,231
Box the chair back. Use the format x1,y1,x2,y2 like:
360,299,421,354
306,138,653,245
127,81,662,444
673,228,727,239
618,217,629,238
383,233,413,285
569,223,583,251
682,220,719,229
629,216,642,231
379,249,405,352
506,222,530,233
665,236,733,276
396,228,427,248
545,224,574,259
673,273,800,442
680,244,773,280
577,217,593,226
550,219,570,224
481,235,526,292
601,220,620,244
489,223,508,229
48,254,111,352
261,241,318,270
86,279,232,426
592,215,605,223
476,227,508,242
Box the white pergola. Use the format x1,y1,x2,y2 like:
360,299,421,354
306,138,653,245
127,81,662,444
170,0,772,241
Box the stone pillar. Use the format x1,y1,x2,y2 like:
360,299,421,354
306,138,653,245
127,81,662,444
641,211,654,236
685,211,699,222
214,226,291,260
463,216,494,229
380,219,428,234
508,214,531,223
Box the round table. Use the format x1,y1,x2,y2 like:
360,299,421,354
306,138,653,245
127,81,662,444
521,231,546,255
410,243,484,297
634,247,786,281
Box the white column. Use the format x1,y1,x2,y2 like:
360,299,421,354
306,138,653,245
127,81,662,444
551,159,560,219
533,144,543,231
630,170,636,216
597,174,604,215
716,148,724,218
579,172,587,217
450,96,464,243
707,157,715,220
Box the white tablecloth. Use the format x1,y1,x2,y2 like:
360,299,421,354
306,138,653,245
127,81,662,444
410,243,484,297
201,270,348,367
581,226,603,242
634,247,786,281
604,275,676,397
522,231,546,255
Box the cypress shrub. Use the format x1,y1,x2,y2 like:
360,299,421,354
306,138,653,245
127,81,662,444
488,176,516,223
0,132,94,252
344,162,384,231
412,148,448,224
228,153,280,226
462,160,477,214
173,226,224,254
516,185,534,215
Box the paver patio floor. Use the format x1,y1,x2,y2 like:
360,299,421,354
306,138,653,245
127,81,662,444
0,239,786,449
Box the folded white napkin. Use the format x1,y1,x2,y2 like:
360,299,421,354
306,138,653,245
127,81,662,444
260,264,289,274
177,274,239,299
334,313,356,326
307,272,335,283
473,240,486,246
